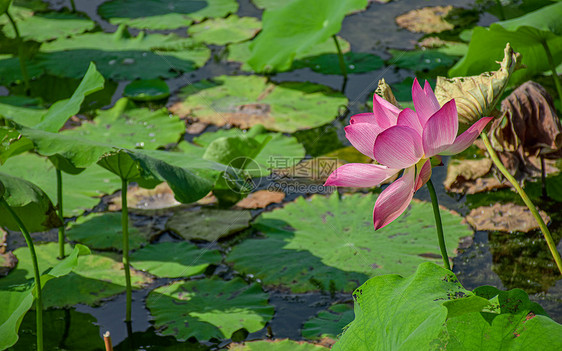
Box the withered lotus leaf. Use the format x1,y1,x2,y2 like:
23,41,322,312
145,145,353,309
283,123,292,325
435,44,522,129
374,78,402,109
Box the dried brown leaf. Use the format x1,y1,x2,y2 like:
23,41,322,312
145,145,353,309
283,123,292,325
236,190,285,209
444,158,510,194
466,203,550,233
395,6,454,34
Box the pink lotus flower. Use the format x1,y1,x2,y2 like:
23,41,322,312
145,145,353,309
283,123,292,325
325,78,492,230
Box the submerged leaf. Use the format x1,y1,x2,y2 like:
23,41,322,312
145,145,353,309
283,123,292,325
395,6,454,34
435,43,522,128
466,202,550,233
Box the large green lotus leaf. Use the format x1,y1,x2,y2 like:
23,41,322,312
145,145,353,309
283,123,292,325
0,55,45,85
188,15,261,46
146,277,273,341
247,0,367,72
166,208,252,242
0,172,61,232
0,244,88,350
442,286,562,350
63,99,185,150
98,149,219,204
191,126,305,176
169,75,347,133
449,13,562,86
227,35,350,73
332,263,476,350
292,52,384,75
302,304,354,340
36,26,210,80
497,1,562,37
0,62,104,132
1,153,121,216
230,339,329,350
227,193,472,293
11,308,104,351
1,10,95,41
130,241,222,278
98,0,238,30
123,79,170,101
0,126,33,165
0,243,150,307
67,212,150,251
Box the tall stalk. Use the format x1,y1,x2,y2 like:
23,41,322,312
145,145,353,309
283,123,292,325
332,35,348,91
0,197,43,351
69,0,76,12
494,0,506,20
121,178,132,322
426,179,451,271
56,168,65,259
481,132,562,274
5,10,30,93
541,40,562,105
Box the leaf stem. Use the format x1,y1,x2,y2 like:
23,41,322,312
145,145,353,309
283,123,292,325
5,10,30,94
481,132,562,274
69,0,76,12
56,168,65,259
426,178,451,270
494,0,506,20
541,40,562,105
121,178,132,322
332,35,348,90
0,197,43,351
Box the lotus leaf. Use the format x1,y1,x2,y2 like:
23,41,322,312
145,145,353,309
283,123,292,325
388,48,458,73
146,278,273,341
247,0,367,72
123,79,170,101
169,75,347,133
98,0,238,30
0,55,44,85
130,241,222,278
188,15,261,46
302,304,354,340
230,339,329,350
227,193,472,293
0,243,150,307
292,52,384,75
166,208,251,242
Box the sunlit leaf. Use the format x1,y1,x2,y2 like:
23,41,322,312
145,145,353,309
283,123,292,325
188,15,261,45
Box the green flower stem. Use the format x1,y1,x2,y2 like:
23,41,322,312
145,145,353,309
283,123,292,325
69,0,76,12
5,10,30,94
56,168,65,259
121,178,132,322
426,179,451,270
494,0,506,20
542,40,562,105
0,197,43,351
481,132,562,274
332,35,348,82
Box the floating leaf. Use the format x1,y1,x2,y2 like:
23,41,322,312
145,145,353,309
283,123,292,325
236,190,285,209
247,0,367,72
1,153,121,216
449,3,562,86
11,308,104,351
0,55,45,85
147,278,274,341
332,263,476,350
395,6,454,33
227,36,350,73
388,48,458,73
466,203,550,233
0,243,150,307
36,26,210,80
293,52,384,75
227,194,472,293
230,339,329,350
1,10,95,41
302,304,354,340
443,158,510,194
188,15,261,45
67,212,151,251
0,171,61,232
98,0,238,30
166,208,251,241
63,98,184,150
169,75,347,133
122,79,169,102
130,241,222,278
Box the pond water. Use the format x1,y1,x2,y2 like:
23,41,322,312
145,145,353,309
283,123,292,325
2,0,562,350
